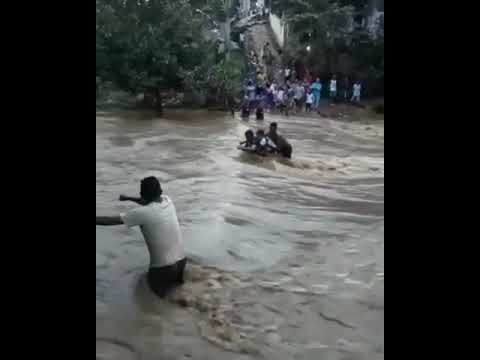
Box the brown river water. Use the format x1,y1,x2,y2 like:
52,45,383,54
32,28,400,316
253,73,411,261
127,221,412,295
96,109,384,360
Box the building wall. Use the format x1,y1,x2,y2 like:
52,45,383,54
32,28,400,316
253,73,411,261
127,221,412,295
269,12,287,48
239,0,251,18
367,9,384,34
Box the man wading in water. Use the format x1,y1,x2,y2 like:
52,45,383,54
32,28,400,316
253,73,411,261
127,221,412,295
267,122,293,159
96,177,186,298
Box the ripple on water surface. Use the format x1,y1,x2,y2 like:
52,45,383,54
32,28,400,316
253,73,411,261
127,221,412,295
96,110,384,359
96,338,139,360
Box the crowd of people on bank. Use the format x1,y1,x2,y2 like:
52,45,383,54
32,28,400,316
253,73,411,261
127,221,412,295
241,73,363,118
241,41,363,120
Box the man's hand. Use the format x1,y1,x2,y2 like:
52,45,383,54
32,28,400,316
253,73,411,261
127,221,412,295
119,195,128,201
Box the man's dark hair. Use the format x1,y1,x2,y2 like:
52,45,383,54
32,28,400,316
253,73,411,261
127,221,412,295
140,176,162,202
270,122,278,129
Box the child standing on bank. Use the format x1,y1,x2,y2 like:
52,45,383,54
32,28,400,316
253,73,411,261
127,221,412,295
351,81,362,103
306,90,314,112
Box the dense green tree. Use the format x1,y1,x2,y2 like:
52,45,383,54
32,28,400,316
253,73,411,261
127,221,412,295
271,0,383,96
96,0,242,110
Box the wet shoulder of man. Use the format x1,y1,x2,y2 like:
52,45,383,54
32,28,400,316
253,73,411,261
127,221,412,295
276,134,291,148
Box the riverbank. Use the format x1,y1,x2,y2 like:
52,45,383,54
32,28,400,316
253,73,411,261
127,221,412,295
96,89,384,124
316,99,384,123
96,89,192,112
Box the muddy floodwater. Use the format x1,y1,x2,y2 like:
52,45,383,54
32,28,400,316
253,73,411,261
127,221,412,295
96,109,384,360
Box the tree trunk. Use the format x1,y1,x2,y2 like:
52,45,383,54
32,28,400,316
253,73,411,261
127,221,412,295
154,87,163,115
142,91,150,107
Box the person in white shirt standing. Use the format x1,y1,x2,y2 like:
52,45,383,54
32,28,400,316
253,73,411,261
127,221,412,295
351,81,362,103
96,177,186,298
284,67,292,83
330,75,337,101
305,90,314,112
239,32,245,48
276,87,286,113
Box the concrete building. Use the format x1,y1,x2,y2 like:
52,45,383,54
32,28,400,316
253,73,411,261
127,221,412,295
269,12,288,49
357,0,384,34
239,0,251,18
366,0,384,35
267,0,383,50
238,0,266,18
256,0,265,8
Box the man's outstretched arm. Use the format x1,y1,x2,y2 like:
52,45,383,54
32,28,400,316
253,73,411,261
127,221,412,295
96,215,123,226
119,195,147,206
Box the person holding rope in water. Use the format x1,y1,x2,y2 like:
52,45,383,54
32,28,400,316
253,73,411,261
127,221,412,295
96,177,186,298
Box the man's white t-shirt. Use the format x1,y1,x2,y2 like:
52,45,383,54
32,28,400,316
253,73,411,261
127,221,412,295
259,136,278,149
121,195,184,268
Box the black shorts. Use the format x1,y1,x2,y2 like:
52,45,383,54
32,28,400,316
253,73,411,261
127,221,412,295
147,258,187,297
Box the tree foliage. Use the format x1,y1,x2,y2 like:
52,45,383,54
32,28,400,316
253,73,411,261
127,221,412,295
96,0,242,108
97,0,207,91
273,0,384,96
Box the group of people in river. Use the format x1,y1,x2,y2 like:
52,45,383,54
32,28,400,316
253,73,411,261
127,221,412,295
95,126,291,300
95,125,292,300
95,127,291,300
239,122,293,159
